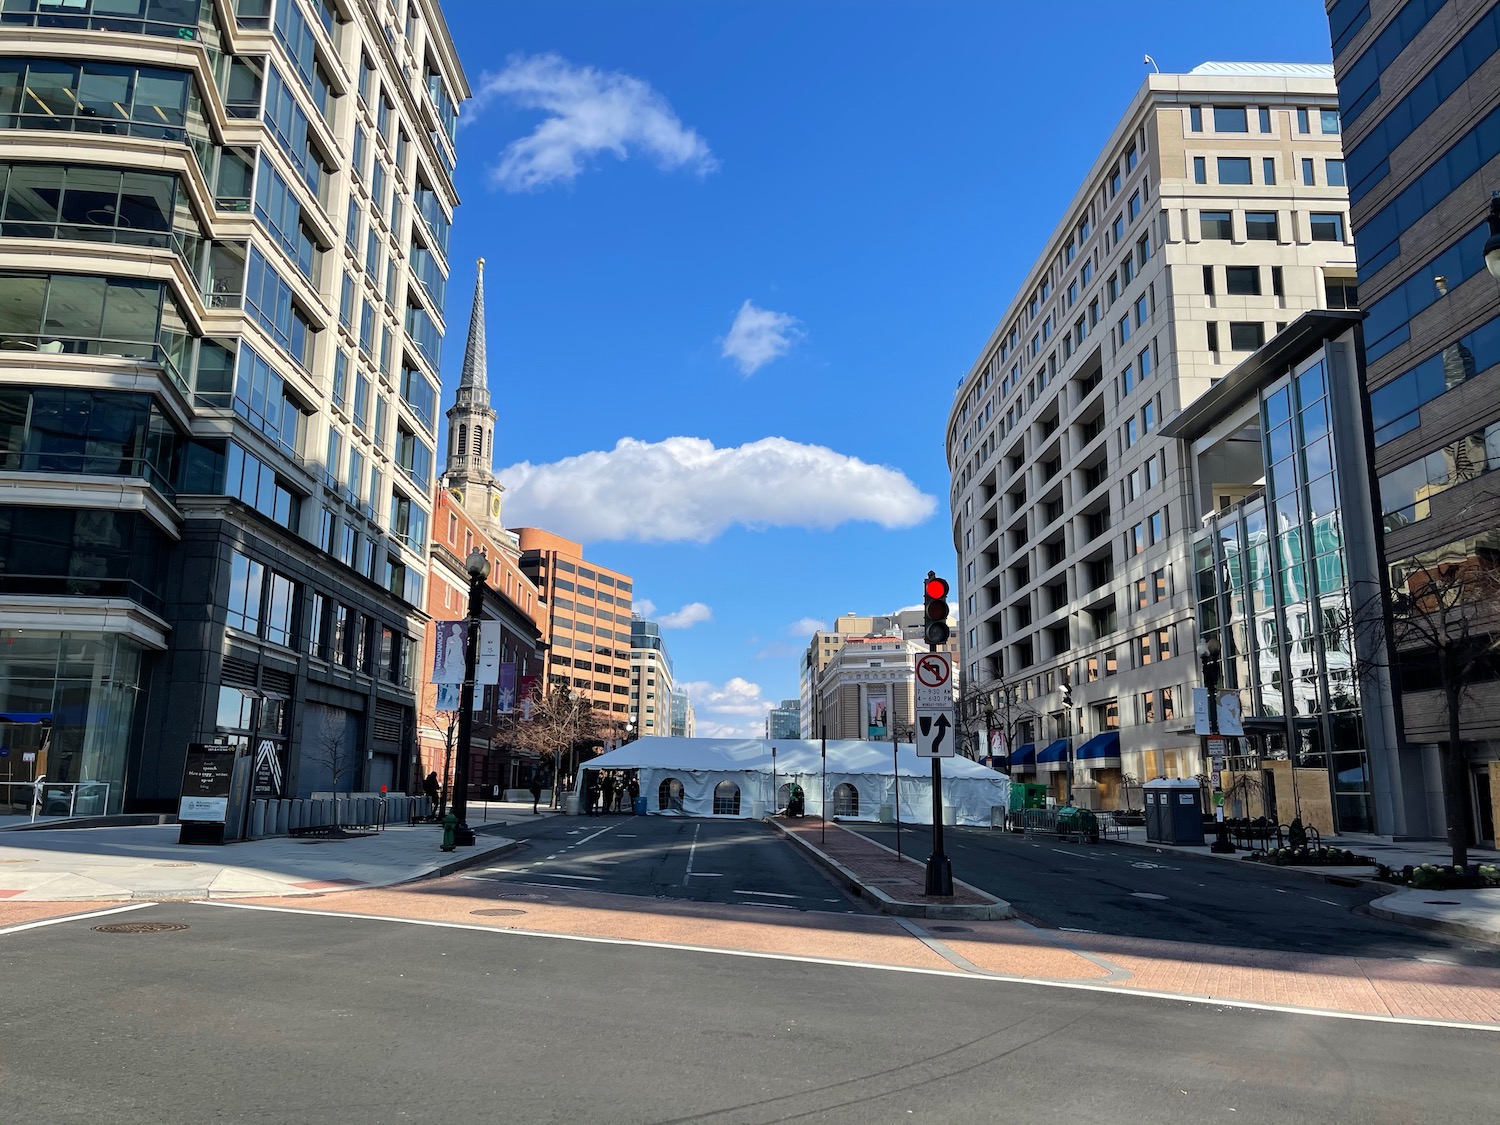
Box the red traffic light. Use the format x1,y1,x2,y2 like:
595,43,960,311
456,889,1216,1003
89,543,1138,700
924,576,949,600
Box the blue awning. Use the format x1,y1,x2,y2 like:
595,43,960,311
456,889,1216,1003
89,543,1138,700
1037,739,1070,764
1008,743,1036,768
0,712,51,724
1076,731,1121,762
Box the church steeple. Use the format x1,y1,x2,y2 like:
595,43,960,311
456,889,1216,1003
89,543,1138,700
443,259,508,544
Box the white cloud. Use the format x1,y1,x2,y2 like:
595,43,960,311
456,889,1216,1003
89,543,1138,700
681,676,773,738
633,598,657,620
786,617,826,637
497,436,936,544
470,53,716,192
721,300,802,375
658,602,713,629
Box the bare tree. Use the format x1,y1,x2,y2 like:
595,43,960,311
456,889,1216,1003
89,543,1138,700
957,663,1039,767
1374,531,1500,869
305,707,359,829
502,681,606,808
416,681,459,814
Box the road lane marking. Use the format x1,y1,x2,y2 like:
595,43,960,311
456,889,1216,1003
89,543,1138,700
196,901,1500,1033
683,824,701,887
687,873,724,877
735,890,800,899
1054,848,1104,861
1131,892,1169,900
535,873,603,882
0,901,156,936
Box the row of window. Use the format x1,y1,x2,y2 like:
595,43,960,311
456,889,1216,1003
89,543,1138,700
1369,313,1499,445
1378,421,1500,533
1188,103,1340,135
1191,154,1344,189
1345,4,1500,204
1361,221,1491,365
1196,208,1345,243
1337,0,1448,124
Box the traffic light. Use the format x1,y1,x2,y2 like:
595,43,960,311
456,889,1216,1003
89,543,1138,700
923,571,951,647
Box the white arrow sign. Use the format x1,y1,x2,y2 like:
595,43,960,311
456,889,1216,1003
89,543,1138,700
915,708,956,758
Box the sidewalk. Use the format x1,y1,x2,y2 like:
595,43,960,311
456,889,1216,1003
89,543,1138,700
0,801,559,904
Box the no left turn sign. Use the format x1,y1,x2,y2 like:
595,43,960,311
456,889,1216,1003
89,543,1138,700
915,653,951,688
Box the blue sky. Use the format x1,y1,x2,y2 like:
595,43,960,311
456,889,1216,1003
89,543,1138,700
435,0,1336,736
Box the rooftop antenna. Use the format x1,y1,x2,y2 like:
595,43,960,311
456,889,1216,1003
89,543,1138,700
1144,54,1160,73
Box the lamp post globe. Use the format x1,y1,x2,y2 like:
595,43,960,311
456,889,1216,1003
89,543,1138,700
1485,192,1500,281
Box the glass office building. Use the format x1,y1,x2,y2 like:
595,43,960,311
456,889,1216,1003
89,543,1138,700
1327,0,1500,843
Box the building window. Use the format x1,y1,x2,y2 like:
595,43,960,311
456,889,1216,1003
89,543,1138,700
1325,159,1346,187
1207,322,1220,352
832,783,859,817
1302,158,1315,186
1200,210,1232,240
1258,106,1271,133
1193,156,1206,184
1262,157,1276,185
226,552,265,634
1310,212,1344,241
1202,265,1215,296
658,777,685,811
1229,322,1265,350
1213,105,1248,132
1245,211,1278,240
1225,266,1261,296
1296,107,1309,133
1320,108,1340,134
1189,106,1202,132
1217,157,1252,185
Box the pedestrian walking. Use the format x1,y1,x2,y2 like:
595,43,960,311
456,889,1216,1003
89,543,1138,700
627,775,640,814
421,771,441,816
528,775,542,815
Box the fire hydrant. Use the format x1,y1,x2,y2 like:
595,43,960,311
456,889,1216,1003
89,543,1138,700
440,812,457,852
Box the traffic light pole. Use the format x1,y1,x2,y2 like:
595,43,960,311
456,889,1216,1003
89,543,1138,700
924,636,954,898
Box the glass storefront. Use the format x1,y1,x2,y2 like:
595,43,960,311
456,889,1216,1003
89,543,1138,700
0,630,146,814
1195,358,1375,833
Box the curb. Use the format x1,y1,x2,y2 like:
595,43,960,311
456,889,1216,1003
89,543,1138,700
1096,833,1386,890
769,819,1013,921
1363,896,1500,945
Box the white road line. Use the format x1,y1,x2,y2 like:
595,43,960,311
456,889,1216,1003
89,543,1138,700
687,873,724,878
535,873,603,882
1054,848,1104,861
196,901,1500,1034
735,890,800,900
1307,896,1341,906
683,823,700,887
0,901,157,936
747,902,796,910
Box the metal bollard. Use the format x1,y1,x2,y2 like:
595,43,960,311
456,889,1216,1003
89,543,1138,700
440,812,457,852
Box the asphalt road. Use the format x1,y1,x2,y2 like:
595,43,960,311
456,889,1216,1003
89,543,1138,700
465,812,862,912
853,823,1498,966
4,902,1494,1125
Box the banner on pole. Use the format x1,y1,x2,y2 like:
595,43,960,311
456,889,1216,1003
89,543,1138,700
432,621,467,685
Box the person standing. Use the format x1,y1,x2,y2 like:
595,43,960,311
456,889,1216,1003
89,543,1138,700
421,771,441,816
528,775,542,815
627,775,640,815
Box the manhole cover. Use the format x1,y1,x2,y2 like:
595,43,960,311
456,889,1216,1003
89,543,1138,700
92,922,189,935
153,862,195,868
929,925,971,933
470,908,527,917
1424,899,1462,905
495,893,549,901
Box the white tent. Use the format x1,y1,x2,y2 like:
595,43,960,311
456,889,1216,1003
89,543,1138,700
577,737,1010,826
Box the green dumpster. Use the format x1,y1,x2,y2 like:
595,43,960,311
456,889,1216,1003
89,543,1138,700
1055,805,1100,843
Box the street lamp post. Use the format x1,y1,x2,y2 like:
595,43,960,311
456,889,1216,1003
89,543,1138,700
452,549,491,848
770,745,777,815
1198,635,1234,854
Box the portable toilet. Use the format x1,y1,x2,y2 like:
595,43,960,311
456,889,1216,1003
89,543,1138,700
1144,778,1205,845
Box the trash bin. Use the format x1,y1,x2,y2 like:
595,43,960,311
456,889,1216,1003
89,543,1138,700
1143,779,1205,845
878,804,895,824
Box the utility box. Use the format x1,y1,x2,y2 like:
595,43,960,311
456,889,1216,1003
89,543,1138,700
1010,782,1047,811
1144,779,1205,845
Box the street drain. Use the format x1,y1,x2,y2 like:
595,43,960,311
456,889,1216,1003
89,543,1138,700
928,926,971,933
92,921,189,935
471,908,526,917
